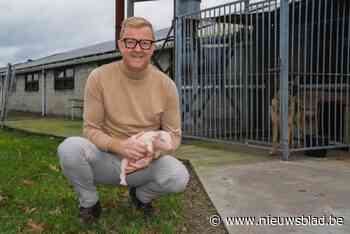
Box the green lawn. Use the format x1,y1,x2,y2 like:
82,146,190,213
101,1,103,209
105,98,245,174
0,129,185,233
5,118,83,137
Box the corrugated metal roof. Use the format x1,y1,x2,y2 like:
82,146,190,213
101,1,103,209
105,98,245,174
0,27,173,73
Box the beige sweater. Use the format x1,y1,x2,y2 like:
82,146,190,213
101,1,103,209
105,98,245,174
83,61,181,153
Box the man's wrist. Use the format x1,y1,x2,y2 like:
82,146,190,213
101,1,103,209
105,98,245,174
108,138,123,155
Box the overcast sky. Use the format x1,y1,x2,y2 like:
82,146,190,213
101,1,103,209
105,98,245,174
0,0,233,68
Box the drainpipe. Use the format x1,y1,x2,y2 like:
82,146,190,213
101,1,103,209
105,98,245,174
41,68,46,116
116,0,125,50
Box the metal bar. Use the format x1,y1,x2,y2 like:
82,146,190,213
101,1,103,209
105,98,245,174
189,16,194,136
255,2,259,141
339,5,346,144
216,7,221,140
199,12,204,137
267,0,272,143
262,0,266,143
233,3,238,141
209,10,214,138
223,5,227,140
290,0,295,148
346,2,350,148
303,0,309,147
213,9,218,139
205,11,209,137
334,3,340,143
248,0,253,141
296,0,302,147
261,2,270,141
274,0,278,101
315,0,322,146
218,6,222,140
183,17,188,134
280,0,289,160
310,0,315,145
228,4,233,141
240,1,245,141
216,7,220,139
328,0,334,143
321,0,327,146
175,16,183,117
194,14,199,137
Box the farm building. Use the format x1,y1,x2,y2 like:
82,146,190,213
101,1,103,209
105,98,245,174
0,28,173,118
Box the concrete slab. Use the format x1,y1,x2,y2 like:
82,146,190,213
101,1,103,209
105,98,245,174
178,143,350,234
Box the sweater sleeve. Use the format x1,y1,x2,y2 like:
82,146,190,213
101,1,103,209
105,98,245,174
161,79,182,151
83,68,113,151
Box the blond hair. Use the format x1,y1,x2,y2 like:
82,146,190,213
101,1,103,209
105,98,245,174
120,17,155,40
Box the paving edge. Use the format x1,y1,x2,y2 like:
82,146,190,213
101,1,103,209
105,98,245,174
2,125,67,141
181,159,229,233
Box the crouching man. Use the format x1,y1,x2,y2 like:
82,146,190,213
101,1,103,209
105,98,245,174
57,17,189,223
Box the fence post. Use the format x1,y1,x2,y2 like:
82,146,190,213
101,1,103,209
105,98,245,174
175,16,183,106
0,63,12,127
280,0,289,160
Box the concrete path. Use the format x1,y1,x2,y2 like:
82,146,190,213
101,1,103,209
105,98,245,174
178,142,350,234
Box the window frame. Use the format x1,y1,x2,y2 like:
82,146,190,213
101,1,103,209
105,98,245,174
54,67,75,90
25,72,40,92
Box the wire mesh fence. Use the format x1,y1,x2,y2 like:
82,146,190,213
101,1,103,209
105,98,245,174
175,0,350,153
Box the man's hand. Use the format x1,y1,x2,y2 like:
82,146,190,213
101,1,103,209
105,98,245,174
125,155,153,174
119,132,148,161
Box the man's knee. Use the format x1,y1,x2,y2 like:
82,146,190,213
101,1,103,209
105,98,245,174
57,137,87,170
155,156,190,193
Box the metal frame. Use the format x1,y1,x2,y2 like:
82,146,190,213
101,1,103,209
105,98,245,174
175,0,350,158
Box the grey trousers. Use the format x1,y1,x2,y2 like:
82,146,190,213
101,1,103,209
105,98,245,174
57,137,189,208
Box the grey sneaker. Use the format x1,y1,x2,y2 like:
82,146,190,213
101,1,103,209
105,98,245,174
79,201,102,224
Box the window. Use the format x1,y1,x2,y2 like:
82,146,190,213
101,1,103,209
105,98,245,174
25,72,40,92
54,67,74,90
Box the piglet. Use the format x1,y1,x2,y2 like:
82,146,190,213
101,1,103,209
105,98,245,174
120,130,173,186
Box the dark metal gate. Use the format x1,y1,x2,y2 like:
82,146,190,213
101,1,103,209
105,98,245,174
175,0,350,158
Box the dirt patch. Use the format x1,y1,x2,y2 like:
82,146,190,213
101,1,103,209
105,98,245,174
180,161,228,234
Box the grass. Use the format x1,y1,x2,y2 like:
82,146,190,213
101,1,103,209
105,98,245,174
0,128,185,234
5,118,83,137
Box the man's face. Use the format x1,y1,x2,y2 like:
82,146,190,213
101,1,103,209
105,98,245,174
118,26,155,72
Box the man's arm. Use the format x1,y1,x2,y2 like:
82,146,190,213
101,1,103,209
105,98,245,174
83,68,115,151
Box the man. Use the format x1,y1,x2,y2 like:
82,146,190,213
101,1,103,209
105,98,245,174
57,17,189,223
